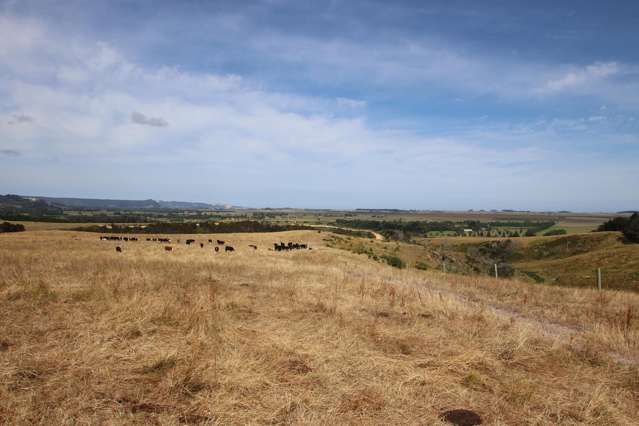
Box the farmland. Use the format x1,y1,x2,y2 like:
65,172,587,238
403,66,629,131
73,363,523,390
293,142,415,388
1,227,638,424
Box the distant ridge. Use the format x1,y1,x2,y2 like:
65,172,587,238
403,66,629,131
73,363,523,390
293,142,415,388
25,195,231,210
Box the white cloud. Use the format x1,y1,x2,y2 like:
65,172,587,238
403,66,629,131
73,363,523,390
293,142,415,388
539,62,620,94
0,14,637,209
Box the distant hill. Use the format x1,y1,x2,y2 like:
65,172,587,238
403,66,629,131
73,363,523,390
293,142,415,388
0,194,64,216
27,196,229,210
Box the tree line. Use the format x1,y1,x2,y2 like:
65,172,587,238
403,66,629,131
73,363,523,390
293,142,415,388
0,222,25,233
596,213,639,243
75,220,316,234
333,219,556,240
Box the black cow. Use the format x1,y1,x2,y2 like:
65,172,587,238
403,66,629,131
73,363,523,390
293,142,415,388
165,246,173,252
214,246,219,252
208,239,213,243
274,242,309,252
200,243,204,248
249,244,257,250
115,246,122,253
217,240,225,245
225,246,234,252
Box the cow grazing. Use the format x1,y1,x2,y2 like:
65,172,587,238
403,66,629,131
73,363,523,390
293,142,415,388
101,236,125,241
164,246,173,252
217,240,225,245
208,239,213,243
225,246,235,252
274,242,308,252
200,243,204,248
115,246,122,253
249,244,257,250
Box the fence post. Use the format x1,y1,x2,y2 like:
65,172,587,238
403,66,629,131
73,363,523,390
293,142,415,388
597,268,602,291
494,263,498,279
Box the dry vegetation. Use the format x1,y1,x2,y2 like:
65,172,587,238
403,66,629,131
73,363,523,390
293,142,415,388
1,229,638,425
331,231,639,291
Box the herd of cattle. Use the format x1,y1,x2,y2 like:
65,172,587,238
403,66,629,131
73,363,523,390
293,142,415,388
101,235,312,254
274,242,308,251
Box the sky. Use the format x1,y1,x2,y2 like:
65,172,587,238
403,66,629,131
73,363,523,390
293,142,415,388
1,0,638,211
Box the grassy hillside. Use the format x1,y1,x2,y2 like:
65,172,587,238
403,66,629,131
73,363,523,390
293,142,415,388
329,232,639,292
1,230,638,424
512,232,639,290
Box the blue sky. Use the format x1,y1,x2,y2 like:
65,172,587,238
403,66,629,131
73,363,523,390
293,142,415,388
1,0,638,211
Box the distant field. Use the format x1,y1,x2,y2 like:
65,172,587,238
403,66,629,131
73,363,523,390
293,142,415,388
256,209,614,228
2,208,616,237
10,221,147,231
1,229,638,424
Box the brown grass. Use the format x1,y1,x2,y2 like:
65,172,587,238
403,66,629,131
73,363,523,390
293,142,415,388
1,229,638,424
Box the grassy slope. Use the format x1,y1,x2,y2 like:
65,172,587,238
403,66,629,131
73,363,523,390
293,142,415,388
330,232,639,292
1,230,638,425
512,233,639,290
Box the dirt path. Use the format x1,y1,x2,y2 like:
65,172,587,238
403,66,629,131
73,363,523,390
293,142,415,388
308,224,385,240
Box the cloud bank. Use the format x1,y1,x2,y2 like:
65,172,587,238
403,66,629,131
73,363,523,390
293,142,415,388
0,8,637,210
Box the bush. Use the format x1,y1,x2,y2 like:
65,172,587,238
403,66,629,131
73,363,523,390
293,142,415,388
623,213,639,243
415,261,429,271
596,213,639,243
543,228,567,236
381,255,405,269
597,216,630,232
0,221,25,233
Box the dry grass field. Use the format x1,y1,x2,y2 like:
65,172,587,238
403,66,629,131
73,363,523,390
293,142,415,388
1,229,639,425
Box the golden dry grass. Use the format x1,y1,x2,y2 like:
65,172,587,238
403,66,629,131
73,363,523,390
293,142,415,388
1,230,638,425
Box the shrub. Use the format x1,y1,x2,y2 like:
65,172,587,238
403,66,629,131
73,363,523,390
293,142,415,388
0,221,25,233
596,213,639,243
543,228,567,236
597,216,630,232
623,213,639,243
381,255,405,269
415,261,429,271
